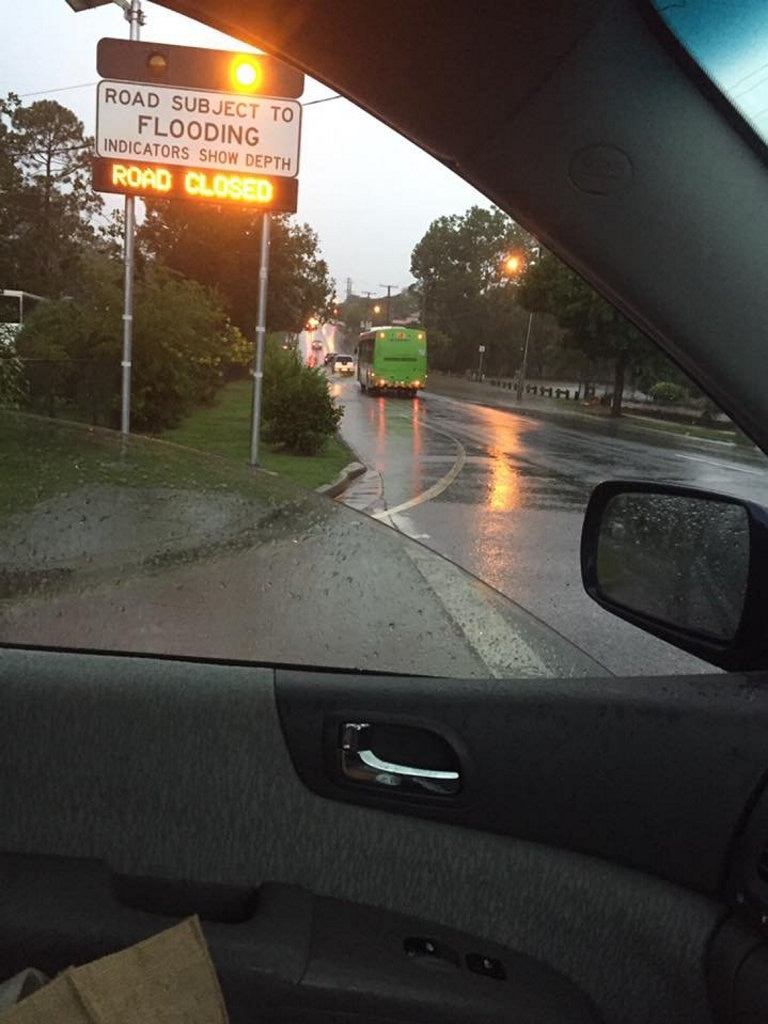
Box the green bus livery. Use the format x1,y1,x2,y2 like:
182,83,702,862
357,326,427,395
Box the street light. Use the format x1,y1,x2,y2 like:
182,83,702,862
64,0,144,436
502,246,540,400
64,0,145,18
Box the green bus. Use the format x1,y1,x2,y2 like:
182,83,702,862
357,326,427,395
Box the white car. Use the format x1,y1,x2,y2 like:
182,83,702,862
332,354,354,375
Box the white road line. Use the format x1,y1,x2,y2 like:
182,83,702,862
372,439,466,519
403,544,549,678
675,452,767,476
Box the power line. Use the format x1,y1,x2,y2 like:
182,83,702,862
15,81,340,107
18,82,98,99
302,94,342,107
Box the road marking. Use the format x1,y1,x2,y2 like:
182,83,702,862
403,544,548,678
372,437,466,519
675,452,767,476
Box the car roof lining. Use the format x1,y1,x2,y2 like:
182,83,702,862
155,0,605,164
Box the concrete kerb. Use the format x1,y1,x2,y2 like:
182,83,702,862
316,461,367,498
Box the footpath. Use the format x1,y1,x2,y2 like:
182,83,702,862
423,372,745,448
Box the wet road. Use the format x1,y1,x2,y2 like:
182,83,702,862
333,376,768,675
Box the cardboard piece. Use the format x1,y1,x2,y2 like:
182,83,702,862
0,917,229,1023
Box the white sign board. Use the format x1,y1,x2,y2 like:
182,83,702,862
96,80,301,177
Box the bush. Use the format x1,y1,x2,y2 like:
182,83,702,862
649,381,687,404
261,342,343,455
15,259,250,432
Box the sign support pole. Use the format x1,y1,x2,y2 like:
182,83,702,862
250,212,271,466
121,0,142,436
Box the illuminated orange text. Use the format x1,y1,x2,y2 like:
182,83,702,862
112,163,172,192
183,171,274,203
94,158,296,211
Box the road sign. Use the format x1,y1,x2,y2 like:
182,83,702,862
478,345,486,352
96,81,301,178
92,158,299,212
97,38,304,97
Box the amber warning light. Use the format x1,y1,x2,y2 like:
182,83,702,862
92,158,298,211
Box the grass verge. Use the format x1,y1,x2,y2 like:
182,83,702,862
164,379,353,489
0,409,304,524
621,413,752,445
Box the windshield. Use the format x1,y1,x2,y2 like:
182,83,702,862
3,1,768,680
654,0,768,146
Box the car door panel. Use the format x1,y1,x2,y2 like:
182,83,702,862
4,647,763,1023
0,853,602,1023
276,669,768,895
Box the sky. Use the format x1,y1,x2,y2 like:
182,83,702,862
1,0,492,301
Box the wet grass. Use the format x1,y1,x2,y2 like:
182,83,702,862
164,379,353,489
621,412,751,446
0,409,304,524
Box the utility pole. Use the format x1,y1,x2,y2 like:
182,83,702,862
362,290,373,330
516,312,534,400
379,283,397,324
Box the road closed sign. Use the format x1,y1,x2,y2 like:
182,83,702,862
96,80,301,177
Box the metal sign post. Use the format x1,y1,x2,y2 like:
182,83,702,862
121,0,142,436
250,212,271,466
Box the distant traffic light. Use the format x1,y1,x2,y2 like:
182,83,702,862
97,38,304,98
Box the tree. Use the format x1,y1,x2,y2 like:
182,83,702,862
15,255,249,431
410,206,536,371
138,202,335,335
0,94,102,296
130,266,251,431
0,94,23,290
517,251,659,416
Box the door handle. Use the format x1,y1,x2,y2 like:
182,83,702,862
339,722,461,795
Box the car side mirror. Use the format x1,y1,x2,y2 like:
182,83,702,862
581,481,768,670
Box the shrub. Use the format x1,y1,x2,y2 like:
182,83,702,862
261,342,343,455
649,381,687,404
